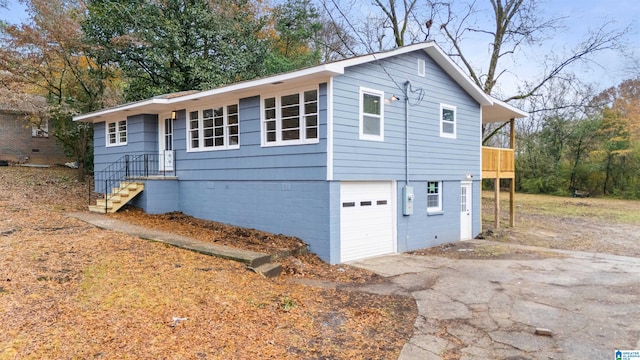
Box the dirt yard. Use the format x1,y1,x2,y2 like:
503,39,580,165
419,191,640,260
0,167,415,359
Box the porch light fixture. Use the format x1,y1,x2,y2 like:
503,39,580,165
171,111,177,120
384,95,400,104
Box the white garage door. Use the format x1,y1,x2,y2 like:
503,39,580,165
340,181,395,262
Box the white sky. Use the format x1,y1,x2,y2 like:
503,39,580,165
1,0,638,97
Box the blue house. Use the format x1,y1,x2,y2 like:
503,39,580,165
74,42,527,264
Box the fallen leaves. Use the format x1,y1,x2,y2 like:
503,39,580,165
0,166,416,359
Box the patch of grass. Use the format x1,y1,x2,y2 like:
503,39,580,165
483,191,640,225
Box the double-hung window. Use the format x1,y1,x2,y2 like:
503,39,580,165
440,104,456,138
106,119,127,146
360,87,384,141
188,104,239,151
427,181,442,213
263,88,318,146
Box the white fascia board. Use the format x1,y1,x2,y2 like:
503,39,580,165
72,98,169,122
482,97,529,124
73,65,344,123
492,97,529,118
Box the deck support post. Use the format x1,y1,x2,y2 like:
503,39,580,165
494,178,500,228
509,118,515,227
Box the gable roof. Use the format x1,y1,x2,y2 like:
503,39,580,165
73,41,527,123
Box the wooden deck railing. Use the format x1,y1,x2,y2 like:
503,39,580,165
482,147,514,179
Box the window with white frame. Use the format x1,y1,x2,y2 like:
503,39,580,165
31,119,49,138
360,88,384,140
106,119,127,146
427,181,442,213
262,88,318,146
188,104,239,151
440,104,456,138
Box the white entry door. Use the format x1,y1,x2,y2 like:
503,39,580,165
159,115,174,172
460,182,472,240
340,182,395,262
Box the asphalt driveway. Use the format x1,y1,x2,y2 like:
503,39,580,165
350,241,640,360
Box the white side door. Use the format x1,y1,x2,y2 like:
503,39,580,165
460,182,472,240
159,115,174,172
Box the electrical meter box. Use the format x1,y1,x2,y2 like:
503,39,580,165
402,185,414,215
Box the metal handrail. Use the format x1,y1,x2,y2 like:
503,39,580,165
90,152,174,212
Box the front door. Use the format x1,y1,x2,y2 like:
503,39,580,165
159,115,174,172
460,182,472,240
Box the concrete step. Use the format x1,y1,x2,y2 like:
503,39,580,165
88,205,109,214
249,262,282,278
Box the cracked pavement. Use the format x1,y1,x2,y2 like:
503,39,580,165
350,241,640,360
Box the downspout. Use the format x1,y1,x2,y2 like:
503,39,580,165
405,80,411,185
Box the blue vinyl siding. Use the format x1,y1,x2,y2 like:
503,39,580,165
173,84,328,181
93,114,158,192
332,50,481,181
396,180,480,252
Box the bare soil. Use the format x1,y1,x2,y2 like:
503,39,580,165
0,166,415,359
420,191,640,260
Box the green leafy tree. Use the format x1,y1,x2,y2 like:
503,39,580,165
83,0,271,101
265,0,322,73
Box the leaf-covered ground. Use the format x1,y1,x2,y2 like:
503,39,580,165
0,166,416,359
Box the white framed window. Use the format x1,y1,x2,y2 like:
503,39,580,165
440,104,456,138
188,103,239,151
262,88,318,146
31,119,49,138
427,181,442,213
106,119,127,146
359,87,384,141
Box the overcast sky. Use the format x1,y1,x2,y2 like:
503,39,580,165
1,0,638,96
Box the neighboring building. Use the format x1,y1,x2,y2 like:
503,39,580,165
74,41,527,264
0,100,71,165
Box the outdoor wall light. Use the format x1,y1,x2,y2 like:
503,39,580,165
385,95,400,104
171,111,177,120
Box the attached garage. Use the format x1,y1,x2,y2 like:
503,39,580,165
339,181,396,262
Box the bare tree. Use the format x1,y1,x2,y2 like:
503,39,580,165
321,0,631,141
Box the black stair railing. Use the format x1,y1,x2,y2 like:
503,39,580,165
90,153,173,212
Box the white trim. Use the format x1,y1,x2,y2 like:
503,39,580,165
105,119,127,147
391,180,398,254
426,180,443,213
359,87,385,141
260,86,320,147
440,103,457,139
327,78,334,181
186,103,240,152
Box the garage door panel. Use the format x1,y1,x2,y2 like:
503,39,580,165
340,182,395,262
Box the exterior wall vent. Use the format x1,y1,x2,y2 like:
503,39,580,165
418,59,426,77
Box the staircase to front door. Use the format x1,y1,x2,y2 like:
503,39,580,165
89,153,172,213
89,181,145,213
